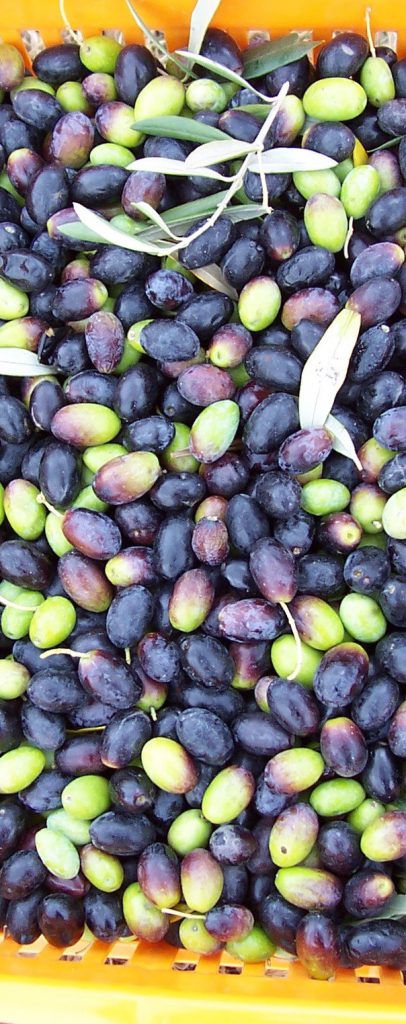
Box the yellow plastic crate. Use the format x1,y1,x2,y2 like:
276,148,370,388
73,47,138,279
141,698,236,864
0,2,405,1019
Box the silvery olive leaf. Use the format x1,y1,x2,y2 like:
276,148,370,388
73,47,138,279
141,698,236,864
0,349,58,376
248,148,337,173
326,414,363,471
73,203,177,256
188,0,222,58
189,264,238,300
131,202,183,239
126,157,234,180
175,49,272,101
185,139,258,168
224,204,268,222
299,309,362,430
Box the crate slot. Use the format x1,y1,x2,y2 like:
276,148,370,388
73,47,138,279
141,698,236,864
219,964,243,974
172,960,198,972
264,965,290,978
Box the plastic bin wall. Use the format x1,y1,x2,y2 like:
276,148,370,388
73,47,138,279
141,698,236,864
0,1,405,1020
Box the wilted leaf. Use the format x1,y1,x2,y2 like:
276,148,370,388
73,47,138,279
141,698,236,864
188,0,221,58
243,32,320,79
326,415,363,471
132,115,229,143
0,348,57,376
299,309,362,430
175,49,272,101
249,148,337,173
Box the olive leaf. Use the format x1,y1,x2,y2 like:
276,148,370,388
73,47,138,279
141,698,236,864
132,115,229,143
72,202,177,256
348,894,406,924
124,0,191,77
57,221,107,244
0,348,57,377
298,309,362,430
189,264,238,300
188,0,221,58
175,49,272,101
243,32,320,80
131,202,183,239
224,203,267,222
325,415,363,471
234,103,273,119
185,139,258,168
369,135,403,153
126,156,234,180
248,148,337,173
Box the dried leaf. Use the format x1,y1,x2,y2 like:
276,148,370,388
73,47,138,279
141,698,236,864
326,415,363,471
188,0,221,57
243,32,320,80
126,156,233,180
185,139,258,169
249,148,337,173
299,309,362,430
175,49,271,101
132,116,229,143
0,348,57,376
189,263,238,300
73,203,176,256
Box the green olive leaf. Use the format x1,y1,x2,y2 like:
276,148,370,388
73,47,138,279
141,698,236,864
0,348,58,376
233,103,273,119
185,139,258,168
126,156,234,180
175,49,272,101
347,894,406,924
124,0,191,77
57,221,105,244
248,148,337,173
189,263,238,300
299,309,362,430
132,116,229,144
72,202,177,256
188,0,221,59
369,135,403,152
224,203,268,222
130,202,183,239
325,415,363,471
243,32,321,80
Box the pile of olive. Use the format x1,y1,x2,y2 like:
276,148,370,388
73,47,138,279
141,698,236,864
0,21,405,979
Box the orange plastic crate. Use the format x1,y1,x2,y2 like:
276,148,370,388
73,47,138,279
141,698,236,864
0,2,405,1019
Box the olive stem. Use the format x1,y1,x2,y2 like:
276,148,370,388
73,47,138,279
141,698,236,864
59,0,82,45
150,707,157,722
39,648,92,660
161,908,205,919
37,493,64,519
279,601,303,681
256,148,271,214
365,7,376,59
125,647,131,665
0,595,40,612
343,216,354,260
